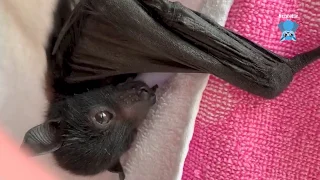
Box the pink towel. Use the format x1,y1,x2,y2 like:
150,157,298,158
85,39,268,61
183,0,320,179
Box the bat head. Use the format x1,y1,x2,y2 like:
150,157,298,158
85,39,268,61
21,80,157,176
278,20,299,41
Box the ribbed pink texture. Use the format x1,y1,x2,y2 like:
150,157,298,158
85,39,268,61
183,0,320,179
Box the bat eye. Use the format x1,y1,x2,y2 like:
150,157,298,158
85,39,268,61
94,111,113,124
89,106,116,127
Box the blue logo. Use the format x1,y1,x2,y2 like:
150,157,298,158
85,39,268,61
278,20,299,41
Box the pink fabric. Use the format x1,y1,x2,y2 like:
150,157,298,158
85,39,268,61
183,0,320,179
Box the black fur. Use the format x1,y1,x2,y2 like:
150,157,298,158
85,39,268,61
50,80,156,176
22,79,156,180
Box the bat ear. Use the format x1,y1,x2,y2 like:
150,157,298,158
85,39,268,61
21,119,62,156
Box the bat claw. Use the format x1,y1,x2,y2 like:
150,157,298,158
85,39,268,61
151,85,159,91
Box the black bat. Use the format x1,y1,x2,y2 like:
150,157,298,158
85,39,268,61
21,0,320,179
23,1,150,180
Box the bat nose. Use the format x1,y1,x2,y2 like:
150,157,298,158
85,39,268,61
138,86,150,95
138,86,156,104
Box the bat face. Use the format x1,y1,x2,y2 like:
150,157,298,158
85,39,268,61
21,80,157,176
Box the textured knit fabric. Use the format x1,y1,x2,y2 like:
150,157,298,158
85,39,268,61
183,0,320,179
1,1,231,180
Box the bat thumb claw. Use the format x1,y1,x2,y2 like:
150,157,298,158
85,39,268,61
151,85,159,91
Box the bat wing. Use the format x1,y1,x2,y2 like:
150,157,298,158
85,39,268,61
52,0,320,99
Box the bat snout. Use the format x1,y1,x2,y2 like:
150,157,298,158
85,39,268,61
138,86,156,105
